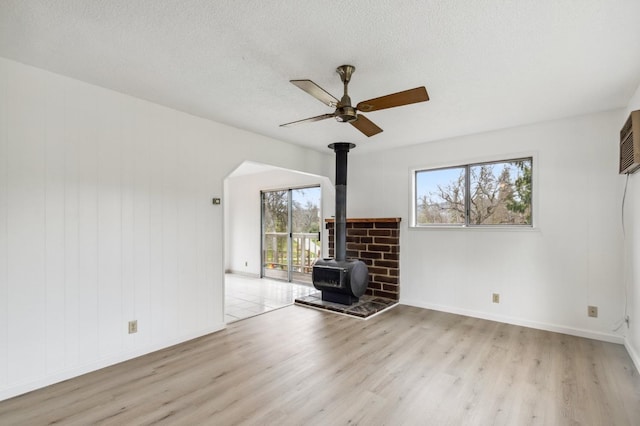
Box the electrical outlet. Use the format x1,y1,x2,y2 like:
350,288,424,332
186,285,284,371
492,293,500,303
128,320,138,334
588,306,598,318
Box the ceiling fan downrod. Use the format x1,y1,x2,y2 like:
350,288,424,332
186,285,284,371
335,65,357,123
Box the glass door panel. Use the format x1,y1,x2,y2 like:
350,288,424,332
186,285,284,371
262,190,289,281
261,186,321,283
291,187,321,284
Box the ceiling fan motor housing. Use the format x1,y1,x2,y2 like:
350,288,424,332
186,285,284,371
336,105,357,122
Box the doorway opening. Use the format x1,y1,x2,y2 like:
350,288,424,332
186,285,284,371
223,161,333,323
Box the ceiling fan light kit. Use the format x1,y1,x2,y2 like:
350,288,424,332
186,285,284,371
280,65,429,137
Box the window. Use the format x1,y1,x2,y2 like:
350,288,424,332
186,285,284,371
414,157,532,227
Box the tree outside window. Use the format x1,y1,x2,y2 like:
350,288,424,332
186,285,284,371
415,158,532,226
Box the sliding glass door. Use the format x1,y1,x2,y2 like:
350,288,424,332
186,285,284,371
262,186,321,283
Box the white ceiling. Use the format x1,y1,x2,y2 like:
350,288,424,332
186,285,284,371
1,1,640,154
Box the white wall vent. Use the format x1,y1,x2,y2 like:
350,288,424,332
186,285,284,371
620,110,640,174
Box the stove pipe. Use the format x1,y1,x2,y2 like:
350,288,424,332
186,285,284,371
311,142,369,305
331,142,353,262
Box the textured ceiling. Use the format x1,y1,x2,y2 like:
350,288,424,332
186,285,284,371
1,1,640,154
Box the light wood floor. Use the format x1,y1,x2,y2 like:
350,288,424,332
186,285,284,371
1,305,639,425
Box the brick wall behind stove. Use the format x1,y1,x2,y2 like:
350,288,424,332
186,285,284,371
326,219,400,301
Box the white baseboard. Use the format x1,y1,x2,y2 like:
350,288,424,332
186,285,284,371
625,337,640,375
0,323,225,402
400,299,625,345
226,270,260,278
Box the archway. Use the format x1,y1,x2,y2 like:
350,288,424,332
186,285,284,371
222,161,333,322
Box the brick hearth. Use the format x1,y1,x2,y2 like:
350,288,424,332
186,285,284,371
326,218,400,301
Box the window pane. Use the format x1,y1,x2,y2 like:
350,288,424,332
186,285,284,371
263,190,288,233
469,159,532,225
415,167,466,225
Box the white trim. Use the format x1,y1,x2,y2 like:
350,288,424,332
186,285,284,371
0,323,226,402
401,300,624,344
625,337,640,375
225,270,260,278
408,224,540,233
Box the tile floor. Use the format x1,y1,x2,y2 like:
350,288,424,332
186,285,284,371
225,274,317,323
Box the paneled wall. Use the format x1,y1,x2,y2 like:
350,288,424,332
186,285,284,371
0,57,331,400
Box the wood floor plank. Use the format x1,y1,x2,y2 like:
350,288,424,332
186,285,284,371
0,305,639,425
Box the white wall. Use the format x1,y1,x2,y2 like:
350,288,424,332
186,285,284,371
623,83,640,373
224,167,334,276
0,57,331,400
347,110,625,342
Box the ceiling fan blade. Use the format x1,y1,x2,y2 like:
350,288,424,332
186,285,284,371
280,113,335,127
350,114,383,137
290,80,339,107
356,87,429,112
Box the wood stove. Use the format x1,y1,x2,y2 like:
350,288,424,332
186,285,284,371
312,142,369,305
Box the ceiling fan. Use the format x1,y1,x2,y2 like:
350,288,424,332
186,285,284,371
280,65,429,137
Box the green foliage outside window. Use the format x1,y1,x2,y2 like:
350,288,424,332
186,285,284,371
415,158,532,226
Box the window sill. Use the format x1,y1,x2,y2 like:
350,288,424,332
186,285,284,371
409,225,539,232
